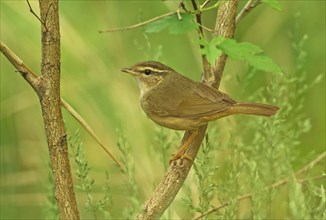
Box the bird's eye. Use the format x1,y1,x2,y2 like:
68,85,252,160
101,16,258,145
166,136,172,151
144,69,152,75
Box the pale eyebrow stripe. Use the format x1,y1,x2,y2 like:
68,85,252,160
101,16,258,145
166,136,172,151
137,66,168,73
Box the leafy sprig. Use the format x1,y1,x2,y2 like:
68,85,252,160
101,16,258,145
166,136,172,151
199,36,283,74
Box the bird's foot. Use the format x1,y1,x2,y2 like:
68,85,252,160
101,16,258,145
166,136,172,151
169,152,193,165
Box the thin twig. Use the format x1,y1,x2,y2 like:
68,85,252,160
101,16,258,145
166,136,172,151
191,0,203,36
200,0,211,9
193,151,326,220
191,0,211,76
0,40,122,170
99,3,220,34
297,175,326,183
99,11,176,33
26,0,48,31
61,99,123,170
295,151,326,176
180,1,189,13
236,0,262,24
200,24,213,32
0,41,39,92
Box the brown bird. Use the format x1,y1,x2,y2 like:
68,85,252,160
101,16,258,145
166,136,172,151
121,61,279,161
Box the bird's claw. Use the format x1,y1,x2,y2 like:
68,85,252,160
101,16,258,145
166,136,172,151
169,152,193,165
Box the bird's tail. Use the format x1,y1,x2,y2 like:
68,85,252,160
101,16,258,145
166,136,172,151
229,102,279,117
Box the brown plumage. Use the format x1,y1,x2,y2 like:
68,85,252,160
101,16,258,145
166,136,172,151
121,61,279,131
121,61,279,162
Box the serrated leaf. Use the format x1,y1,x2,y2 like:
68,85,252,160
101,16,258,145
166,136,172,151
262,0,282,11
246,55,282,74
220,38,263,59
199,37,282,73
168,13,198,34
145,13,198,35
199,38,223,65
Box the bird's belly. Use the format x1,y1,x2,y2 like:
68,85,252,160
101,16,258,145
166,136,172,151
146,114,205,130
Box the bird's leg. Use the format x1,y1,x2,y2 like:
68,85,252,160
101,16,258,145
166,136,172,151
169,130,198,164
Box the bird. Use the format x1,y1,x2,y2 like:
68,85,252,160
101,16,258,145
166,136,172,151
121,61,279,162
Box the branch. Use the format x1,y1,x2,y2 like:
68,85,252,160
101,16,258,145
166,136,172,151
61,100,123,170
193,151,326,220
26,0,48,31
99,11,176,33
0,41,39,93
236,0,262,24
200,0,211,9
38,1,80,219
135,1,239,219
191,0,210,75
0,40,122,170
206,0,239,88
295,150,326,175
99,6,216,34
136,125,207,219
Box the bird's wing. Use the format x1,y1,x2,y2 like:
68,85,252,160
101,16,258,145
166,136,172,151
166,82,236,118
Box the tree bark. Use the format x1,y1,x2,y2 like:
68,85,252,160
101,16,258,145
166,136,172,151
38,1,79,219
212,0,239,88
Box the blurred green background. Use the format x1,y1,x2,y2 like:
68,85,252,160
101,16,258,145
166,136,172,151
1,1,325,219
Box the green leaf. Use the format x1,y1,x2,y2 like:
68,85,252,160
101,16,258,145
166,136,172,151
219,38,263,59
199,38,223,65
145,13,198,35
262,0,282,11
246,55,282,73
199,36,282,73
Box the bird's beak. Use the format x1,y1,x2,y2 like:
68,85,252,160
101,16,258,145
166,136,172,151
120,67,137,76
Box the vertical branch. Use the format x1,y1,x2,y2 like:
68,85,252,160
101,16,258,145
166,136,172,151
211,0,239,88
191,0,210,75
38,1,79,219
136,1,239,219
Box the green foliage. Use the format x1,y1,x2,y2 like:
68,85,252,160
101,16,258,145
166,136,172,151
69,130,113,219
116,128,141,219
145,13,198,34
1,2,324,219
288,177,310,219
198,37,223,65
134,9,163,61
262,0,282,11
192,133,219,217
154,128,173,171
312,184,326,219
182,131,220,220
199,36,283,73
180,24,325,219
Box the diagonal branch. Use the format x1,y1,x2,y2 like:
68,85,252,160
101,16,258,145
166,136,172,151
99,5,217,34
193,151,326,220
236,0,262,24
99,11,176,33
26,0,48,31
61,100,123,170
0,40,122,170
0,41,39,93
